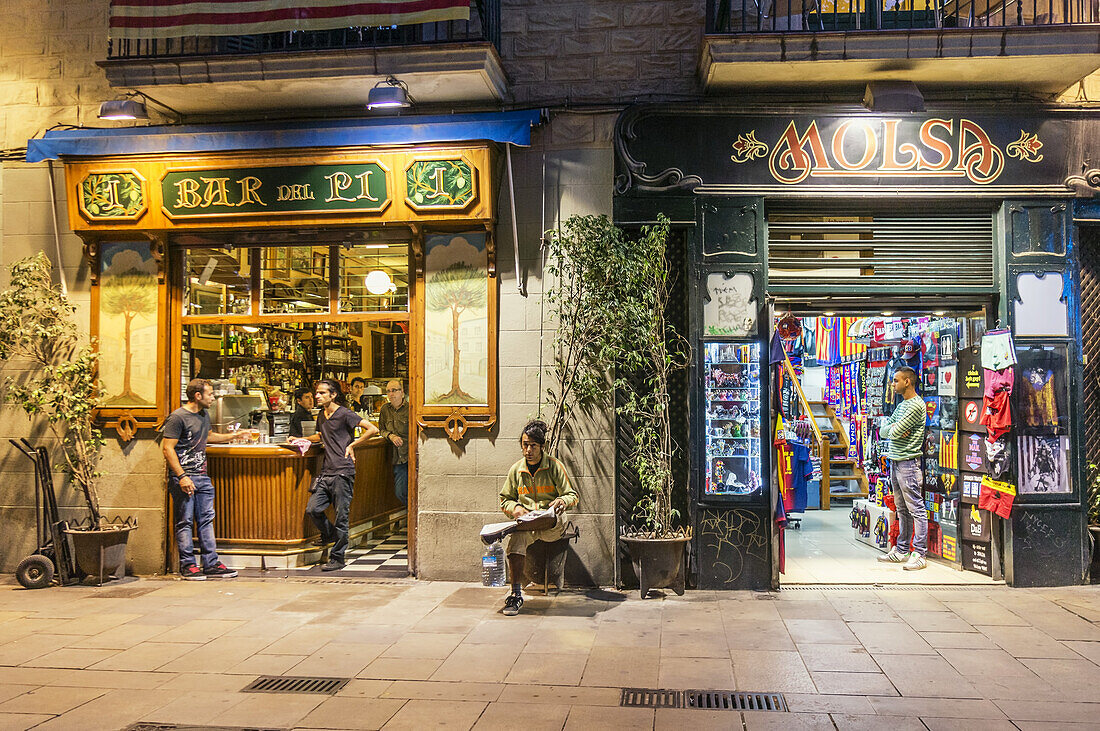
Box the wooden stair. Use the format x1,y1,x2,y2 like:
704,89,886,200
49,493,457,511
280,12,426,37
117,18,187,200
808,401,869,509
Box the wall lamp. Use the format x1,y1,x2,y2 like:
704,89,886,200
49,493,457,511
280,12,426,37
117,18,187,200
367,77,413,112
98,92,182,122
863,81,924,113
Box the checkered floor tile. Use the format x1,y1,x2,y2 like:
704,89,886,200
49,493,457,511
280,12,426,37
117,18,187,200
237,528,409,579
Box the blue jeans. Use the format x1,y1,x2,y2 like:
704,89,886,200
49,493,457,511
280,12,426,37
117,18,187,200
890,458,927,556
306,474,354,563
393,462,408,505
169,473,220,571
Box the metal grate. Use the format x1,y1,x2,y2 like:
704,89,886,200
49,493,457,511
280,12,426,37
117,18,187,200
767,207,994,292
620,688,682,708
780,584,1003,591
126,725,280,731
1079,226,1100,516
685,690,787,712
242,675,349,695
620,688,788,712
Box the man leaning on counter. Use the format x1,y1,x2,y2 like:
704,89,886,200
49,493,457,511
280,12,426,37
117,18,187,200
291,379,380,571
377,380,409,506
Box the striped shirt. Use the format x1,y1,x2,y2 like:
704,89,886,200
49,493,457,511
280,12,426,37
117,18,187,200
882,396,927,461
500,455,579,516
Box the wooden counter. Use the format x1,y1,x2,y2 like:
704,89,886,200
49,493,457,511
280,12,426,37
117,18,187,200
207,437,402,549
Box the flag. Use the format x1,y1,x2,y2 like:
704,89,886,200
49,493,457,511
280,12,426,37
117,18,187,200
110,0,471,40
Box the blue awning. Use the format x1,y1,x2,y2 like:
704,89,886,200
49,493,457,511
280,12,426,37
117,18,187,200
27,109,544,163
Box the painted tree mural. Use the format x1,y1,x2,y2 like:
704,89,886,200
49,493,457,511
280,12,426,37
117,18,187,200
426,262,481,403
100,271,157,405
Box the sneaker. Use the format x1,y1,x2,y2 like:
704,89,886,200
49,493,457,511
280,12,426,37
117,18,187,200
502,593,523,616
321,560,345,572
877,548,909,563
180,565,206,581
203,562,238,578
903,554,927,571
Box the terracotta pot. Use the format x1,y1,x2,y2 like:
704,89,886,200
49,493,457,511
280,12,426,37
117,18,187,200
64,521,137,585
620,534,690,598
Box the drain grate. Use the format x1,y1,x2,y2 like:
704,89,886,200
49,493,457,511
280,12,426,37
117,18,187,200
620,687,682,708
125,725,280,731
685,690,787,712
242,675,349,695
620,688,787,712
781,584,1003,591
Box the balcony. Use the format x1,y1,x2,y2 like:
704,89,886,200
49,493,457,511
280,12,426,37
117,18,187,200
98,0,505,117
702,0,1100,95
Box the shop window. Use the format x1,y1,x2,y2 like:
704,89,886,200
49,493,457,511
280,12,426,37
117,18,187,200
185,247,251,316
1014,272,1068,337
260,245,331,315
339,243,410,314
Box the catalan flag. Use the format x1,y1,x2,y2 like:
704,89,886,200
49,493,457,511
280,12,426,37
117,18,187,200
109,0,471,40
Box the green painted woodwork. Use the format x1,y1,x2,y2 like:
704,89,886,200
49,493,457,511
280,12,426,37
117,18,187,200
405,160,475,210
80,172,145,220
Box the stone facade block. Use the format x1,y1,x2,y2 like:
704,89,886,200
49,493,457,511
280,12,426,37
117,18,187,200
511,33,562,58
562,31,609,57
622,2,667,27
417,475,504,513
499,365,537,405
549,113,596,146
639,53,683,80
546,57,594,83
576,5,620,29
656,27,702,53
417,435,478,476
0,82,39,106
526,5,576,33
609,28,655,55
595,56,639,81
668,0,707,25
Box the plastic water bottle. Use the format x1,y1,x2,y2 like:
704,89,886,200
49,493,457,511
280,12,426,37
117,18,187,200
481,540,506,587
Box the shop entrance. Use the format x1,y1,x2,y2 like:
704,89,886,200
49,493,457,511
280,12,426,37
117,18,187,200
171,228,412,578
772,305,1002,585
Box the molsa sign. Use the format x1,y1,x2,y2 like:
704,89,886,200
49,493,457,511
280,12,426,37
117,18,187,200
754,118,1040,185
615,108,1087,194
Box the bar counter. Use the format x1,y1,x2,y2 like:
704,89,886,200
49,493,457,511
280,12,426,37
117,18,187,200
207,437,400,550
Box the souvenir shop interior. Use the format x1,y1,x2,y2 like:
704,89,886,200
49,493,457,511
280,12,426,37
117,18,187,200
772,308,1036,584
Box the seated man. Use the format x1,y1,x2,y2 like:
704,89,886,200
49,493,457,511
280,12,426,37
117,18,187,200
498,419,579,616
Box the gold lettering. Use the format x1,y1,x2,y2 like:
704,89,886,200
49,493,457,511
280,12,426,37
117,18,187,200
325,171,356,202
355,171,378,201
882,120,918,171
174,178,202,209
831,120,877,171
105,179,122,208
428,166,445,198
236,176,266,207
200,177,231,207
918,119,953,171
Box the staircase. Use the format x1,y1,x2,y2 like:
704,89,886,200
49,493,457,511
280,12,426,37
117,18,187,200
808,401,869,510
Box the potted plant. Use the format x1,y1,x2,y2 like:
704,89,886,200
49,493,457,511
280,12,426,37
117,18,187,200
543,214,690,597
0,253,136,584
1087,463,1100,581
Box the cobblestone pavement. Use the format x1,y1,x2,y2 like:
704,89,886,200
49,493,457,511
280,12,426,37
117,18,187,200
0,576,1098,730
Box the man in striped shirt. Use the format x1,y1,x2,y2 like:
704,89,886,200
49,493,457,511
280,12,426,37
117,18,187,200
877,366,928,571
498,420,579,615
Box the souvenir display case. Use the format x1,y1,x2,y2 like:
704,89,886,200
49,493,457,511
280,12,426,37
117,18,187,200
702,340,763,500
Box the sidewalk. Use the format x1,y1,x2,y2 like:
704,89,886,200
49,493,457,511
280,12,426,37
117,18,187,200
0,576,1098,730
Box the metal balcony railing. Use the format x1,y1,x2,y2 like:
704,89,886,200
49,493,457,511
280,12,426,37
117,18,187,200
707,0,1099,32
107,0,499,59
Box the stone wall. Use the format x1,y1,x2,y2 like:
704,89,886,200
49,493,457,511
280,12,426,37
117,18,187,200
416,112,618,583
501,0,705,105
0,164,167,575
